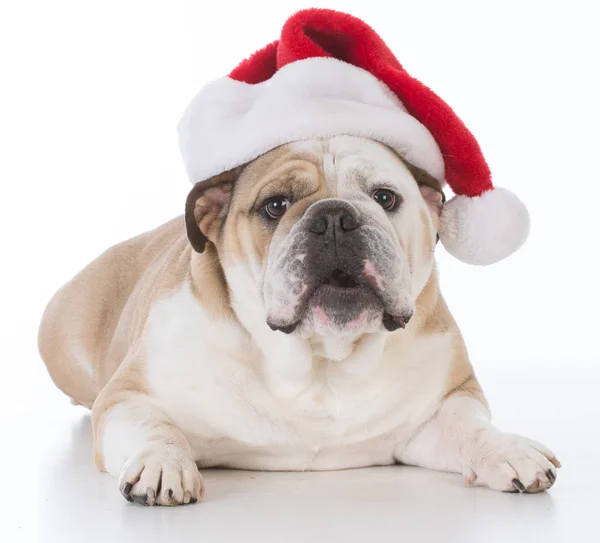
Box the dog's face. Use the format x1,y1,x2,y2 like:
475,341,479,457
186,136,443,338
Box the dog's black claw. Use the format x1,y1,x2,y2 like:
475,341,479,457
546,470,556,484
156,470,163,496
189,497,198,504
167,489,174,500
132,493,149,506
512,478,527,493
122,482,134,502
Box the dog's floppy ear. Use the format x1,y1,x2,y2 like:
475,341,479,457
402,160,445,244
185,167,244,253
403,161,445,217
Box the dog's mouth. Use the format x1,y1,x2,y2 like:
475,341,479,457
321,269,360,289
268,267,410,335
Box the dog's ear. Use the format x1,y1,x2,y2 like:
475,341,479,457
418,184,444,218
403,161,445,218
185,167,244,253
402,160,445,244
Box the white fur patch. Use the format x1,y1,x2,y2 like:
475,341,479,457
142,278,455,471
102,398,167,478
225,263,315,398
398,396,560,492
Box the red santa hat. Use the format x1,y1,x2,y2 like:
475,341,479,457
178,8,529,265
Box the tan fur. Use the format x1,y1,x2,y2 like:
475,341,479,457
221,146,332,267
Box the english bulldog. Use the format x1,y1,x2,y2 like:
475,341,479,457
38,136,559,506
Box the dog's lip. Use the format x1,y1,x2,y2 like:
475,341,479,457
382,312,410,332
266,283,374,334
266,267,406,334
267,296,410,334
267,321,299,334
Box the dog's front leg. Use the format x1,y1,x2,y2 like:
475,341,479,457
397,382,560,493
92,387,204,506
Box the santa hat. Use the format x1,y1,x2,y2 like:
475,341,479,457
177,8,529,265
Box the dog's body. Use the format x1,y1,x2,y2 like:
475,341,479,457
39,137,559,505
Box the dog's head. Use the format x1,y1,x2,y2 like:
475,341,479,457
186,136,443,340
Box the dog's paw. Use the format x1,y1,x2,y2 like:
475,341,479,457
118,448,204,506
463,430,561,493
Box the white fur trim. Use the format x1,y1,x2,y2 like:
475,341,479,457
177,57,444,183
439,187,530,265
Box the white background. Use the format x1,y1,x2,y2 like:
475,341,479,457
0,1,598,542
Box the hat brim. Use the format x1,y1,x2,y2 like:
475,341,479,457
178,58,444,183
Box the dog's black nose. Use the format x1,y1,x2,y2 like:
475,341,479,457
308,202,361,236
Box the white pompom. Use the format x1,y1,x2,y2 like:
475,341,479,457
439,187,530,265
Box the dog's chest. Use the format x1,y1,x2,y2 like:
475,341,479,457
143,283,453,470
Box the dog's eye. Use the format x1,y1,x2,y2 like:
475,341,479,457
264,196,290,220
371,189,398,211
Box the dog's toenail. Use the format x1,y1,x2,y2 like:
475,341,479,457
512,478,526,493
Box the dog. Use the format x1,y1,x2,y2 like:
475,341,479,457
38,135,559,505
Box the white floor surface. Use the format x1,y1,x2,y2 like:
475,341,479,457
1,361,597,543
